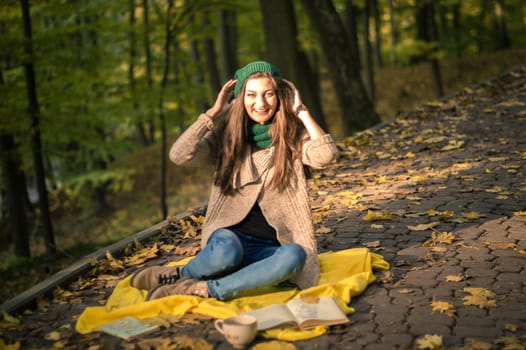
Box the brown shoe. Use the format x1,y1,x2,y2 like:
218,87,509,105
146,277,209,300
130,265,182,290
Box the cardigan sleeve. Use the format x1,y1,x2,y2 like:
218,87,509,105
169,114,218,167
301,133,339,169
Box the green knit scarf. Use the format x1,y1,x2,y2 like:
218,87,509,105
247,121,272,148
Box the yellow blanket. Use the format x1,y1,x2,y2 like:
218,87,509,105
76,248,389,341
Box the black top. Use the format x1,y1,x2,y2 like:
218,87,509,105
230,202,278,242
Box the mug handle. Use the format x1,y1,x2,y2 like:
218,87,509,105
214,319,225,334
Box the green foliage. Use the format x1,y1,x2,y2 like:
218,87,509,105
50,168,135,214
395,38,444,64
1,0,526,264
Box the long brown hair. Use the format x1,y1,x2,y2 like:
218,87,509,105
213,72,305,195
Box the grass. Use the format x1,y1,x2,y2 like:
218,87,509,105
1,48,525,304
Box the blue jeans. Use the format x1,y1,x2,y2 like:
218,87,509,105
180,228,306,300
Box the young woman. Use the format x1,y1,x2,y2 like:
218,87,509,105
131,61,338,301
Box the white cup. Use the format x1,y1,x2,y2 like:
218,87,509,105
214,314,258,349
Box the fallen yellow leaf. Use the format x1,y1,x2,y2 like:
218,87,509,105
504,323,518,332
431,246,447,253
440,140,464,151
409,222,440,231
463,287,496,309
398,288,415,294
0,340,20,350
494,335,523,347
414,136,425,144
45,331,61,341
364,240,381,248
488,156,508,162
2,312,20,326
431,232,457,244
172,335,213,350
416,334,443,349
189,214,205,224
461,338,492,350
105,250,125,270
363,210,395,222
430,300,456,317
485,241,517,250
464,287,495,298
462,212,480,220
253,341,298,350
125,243,160,266
445,275,464,282
485,186,506,193
315,226,332,234
53,341,65,349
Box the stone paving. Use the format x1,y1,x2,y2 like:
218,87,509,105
309,66,526,349
1,67,525,349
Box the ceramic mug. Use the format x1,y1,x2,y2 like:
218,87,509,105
214,314,258,349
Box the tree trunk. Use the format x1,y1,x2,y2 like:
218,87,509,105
217,9,238,81
413,2,429,63
129,0,149,146
188,38,207,111
493,0,511,50
389,0,398,63
300,0,379,136
427,2,444,97
186,3,207,111
260,0,327,130
92,129,112,213
344,0,361,70
372,0,382,67
476,0,491,52
158,0,175,220
19,0,56,258
1,133,31,258
363,0,375,102
142,0,155,143
202,13,221,94
413,1,444,98
452,2,461,57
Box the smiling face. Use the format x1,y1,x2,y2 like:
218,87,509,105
243,77,278,124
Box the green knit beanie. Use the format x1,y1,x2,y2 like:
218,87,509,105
233,61,281,97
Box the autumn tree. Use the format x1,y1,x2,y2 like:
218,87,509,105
300,0,379,136
259,0,327,130
414,0,444,97
20,0,56,257
362,0,375,101
218,9,238,82
142,0,156,144
0,133,30,257
388,0,399,63
129,0,150,147
201,12,221,94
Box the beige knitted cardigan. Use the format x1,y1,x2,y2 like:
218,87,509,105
169,114,338,289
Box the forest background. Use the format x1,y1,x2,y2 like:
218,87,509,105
1,0,525,301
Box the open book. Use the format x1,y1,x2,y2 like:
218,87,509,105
100,316,159,340
242,296,349,330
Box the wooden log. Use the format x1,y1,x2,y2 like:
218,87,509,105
0,206,205,315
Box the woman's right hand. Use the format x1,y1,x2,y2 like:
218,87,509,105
206,79,237,119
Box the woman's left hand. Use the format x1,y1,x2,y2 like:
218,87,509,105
283,79,327,139
283,79,303,115
206,79,237,119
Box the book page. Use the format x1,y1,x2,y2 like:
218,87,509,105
243,303,297,330
100,316,159,340
286,296,349,329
